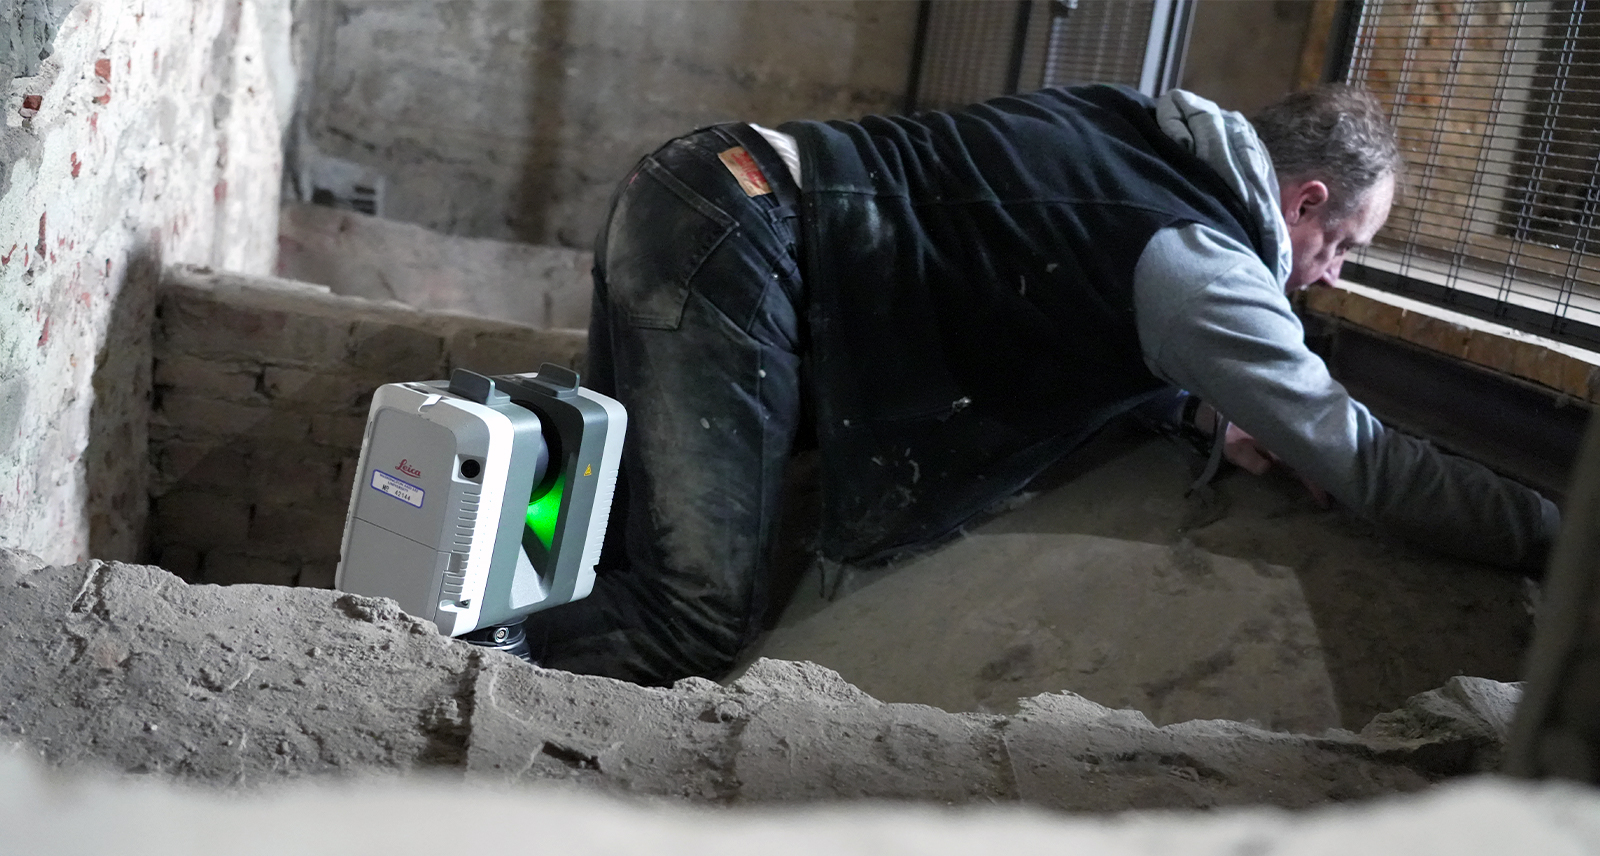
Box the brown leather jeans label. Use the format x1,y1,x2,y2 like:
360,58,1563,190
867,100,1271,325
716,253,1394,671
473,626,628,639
718,146,772,197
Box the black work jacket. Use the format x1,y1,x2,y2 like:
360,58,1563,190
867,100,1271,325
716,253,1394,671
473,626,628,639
781,85,1265,563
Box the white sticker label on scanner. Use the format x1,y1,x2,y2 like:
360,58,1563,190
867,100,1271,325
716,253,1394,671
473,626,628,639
371,470,424,508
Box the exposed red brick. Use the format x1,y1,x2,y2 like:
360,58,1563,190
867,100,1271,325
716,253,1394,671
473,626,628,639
94,58,112,81
70,152,82,178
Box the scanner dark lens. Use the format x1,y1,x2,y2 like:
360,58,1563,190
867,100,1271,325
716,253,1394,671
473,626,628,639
460,459,481,479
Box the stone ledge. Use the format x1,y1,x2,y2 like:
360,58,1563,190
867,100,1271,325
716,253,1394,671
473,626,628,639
156,262,593,379
276,202,594,331
0,548,1526,810
1301,283,1600,406
163,264,589,358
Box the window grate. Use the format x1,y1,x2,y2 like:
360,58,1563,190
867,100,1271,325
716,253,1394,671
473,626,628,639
1339,0,1600,350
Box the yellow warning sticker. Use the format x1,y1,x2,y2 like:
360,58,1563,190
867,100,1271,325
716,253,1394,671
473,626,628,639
584,465,593,477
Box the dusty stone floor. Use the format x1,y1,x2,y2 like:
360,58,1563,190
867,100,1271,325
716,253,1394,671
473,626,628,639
0,418,1547,822
746,423,1535,733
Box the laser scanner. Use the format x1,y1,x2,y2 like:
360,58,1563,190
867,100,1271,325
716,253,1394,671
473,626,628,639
335,364,625,658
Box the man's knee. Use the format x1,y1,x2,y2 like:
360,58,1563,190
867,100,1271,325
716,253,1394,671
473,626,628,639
527,567,752,685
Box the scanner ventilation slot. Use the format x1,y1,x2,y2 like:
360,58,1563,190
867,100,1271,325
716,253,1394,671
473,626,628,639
453,487,480,553
441,551,468,598
443,487,478,603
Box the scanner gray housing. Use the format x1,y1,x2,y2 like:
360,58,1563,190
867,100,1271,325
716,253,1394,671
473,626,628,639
335,365,625,636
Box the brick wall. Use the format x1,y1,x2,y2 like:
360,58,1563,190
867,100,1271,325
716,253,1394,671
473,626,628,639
150,264,587,588
1,0,292,565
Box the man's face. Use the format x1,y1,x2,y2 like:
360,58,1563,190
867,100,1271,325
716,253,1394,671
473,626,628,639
1281,173,1394,293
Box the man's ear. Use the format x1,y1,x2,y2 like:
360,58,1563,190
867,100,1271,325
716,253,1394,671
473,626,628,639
1282,179,1331,225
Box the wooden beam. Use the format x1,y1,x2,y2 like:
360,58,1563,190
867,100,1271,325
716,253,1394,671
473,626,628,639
1295,0,1343,89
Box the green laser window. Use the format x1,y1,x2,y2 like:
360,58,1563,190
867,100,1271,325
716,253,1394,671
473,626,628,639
526,469,565,550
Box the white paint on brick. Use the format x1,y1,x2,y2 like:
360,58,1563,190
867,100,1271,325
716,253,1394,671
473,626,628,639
0,0,291,564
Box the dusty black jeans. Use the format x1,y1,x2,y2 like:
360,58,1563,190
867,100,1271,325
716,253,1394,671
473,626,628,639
521,125,806,685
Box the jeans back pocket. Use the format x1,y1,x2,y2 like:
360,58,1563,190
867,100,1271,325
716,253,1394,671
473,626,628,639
604,156,737,331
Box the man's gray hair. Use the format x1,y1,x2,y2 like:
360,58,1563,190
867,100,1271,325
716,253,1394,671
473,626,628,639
1251,84,1403,223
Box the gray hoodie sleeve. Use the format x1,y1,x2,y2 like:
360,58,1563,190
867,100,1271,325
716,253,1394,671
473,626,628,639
1134,222,1560,572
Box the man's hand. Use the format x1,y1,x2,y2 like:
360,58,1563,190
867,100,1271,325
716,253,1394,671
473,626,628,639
1221,421,1273,476
1190,399,1329,506
1221,421,1330,508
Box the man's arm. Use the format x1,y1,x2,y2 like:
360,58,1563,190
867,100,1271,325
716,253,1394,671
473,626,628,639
1134,223,1559,572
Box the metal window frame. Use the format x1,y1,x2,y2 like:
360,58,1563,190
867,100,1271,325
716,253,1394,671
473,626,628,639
1139,0,1195,96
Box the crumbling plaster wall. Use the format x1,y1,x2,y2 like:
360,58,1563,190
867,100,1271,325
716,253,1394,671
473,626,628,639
293,0,918,248
0,0,293,565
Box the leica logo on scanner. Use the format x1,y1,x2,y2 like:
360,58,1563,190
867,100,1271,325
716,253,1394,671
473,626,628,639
397,459,422,479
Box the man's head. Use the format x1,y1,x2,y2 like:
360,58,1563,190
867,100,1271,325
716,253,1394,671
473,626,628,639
1252,85,1403,291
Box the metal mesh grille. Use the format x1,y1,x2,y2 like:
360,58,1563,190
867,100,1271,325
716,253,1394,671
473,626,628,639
910,0,1160,114
1342,0,1600,349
